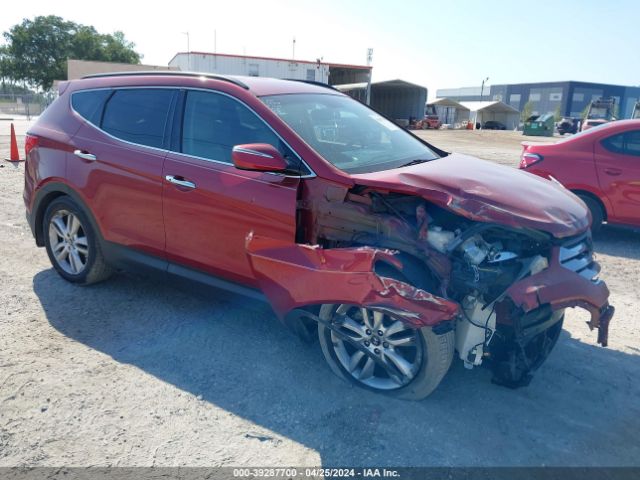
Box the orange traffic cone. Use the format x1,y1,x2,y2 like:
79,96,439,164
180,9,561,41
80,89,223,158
5,123,24,162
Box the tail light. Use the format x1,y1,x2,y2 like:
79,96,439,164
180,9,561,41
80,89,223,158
519,152,543,169
25,134,38,158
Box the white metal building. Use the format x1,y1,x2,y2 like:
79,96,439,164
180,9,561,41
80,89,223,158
168,52,371,86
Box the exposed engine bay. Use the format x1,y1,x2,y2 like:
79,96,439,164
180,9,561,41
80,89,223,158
267,183,614,387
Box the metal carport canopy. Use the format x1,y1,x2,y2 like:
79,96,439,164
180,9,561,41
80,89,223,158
428,98,469,110
458,100,519,113
370,79,428,122
459,100,520,129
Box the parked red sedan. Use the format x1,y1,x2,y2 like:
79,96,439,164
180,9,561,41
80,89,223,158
520,120,640,231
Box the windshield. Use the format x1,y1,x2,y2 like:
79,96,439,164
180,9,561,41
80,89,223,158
260,93,439,174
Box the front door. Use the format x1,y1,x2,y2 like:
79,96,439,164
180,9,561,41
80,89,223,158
162,89,301,287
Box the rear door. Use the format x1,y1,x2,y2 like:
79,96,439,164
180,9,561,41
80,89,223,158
595,129,640,225
161,89,303,287
69,88,177,256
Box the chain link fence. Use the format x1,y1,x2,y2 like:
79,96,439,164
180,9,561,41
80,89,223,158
0,93,55,119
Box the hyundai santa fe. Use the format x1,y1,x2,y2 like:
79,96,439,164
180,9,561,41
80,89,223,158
24,72,614,399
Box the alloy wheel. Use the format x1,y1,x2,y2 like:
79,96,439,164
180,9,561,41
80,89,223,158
328,305,423,390
48,210,89,275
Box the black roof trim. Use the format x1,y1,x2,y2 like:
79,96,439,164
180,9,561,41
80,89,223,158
81,71,250,90
284,79,340,92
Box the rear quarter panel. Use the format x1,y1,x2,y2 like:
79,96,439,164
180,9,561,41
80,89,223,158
24,93,83,214
524,138,612,212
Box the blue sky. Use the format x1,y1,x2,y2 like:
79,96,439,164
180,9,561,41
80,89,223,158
2,0,639,99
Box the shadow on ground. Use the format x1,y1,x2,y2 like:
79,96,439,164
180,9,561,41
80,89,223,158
33,269,640,467
593,225,640,260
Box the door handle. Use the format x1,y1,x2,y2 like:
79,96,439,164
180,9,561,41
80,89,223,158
73,149,97,161
165,175,196,189
604,168,622,176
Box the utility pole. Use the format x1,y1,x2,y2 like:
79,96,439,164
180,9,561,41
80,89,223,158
292,37,296,60
476,76,489,129
480,76,489,101
366,48,373,105
182,32,190,70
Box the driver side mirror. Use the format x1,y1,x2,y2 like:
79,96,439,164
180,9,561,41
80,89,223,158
232,144,288,173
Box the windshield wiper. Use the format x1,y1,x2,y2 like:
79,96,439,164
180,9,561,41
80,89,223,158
400,158,431,168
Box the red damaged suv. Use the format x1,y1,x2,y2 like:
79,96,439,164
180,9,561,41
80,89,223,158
24,73,614,399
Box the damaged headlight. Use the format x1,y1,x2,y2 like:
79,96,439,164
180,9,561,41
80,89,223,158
423,223,552,301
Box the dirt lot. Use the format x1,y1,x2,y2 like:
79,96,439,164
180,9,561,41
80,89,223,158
415,129,561,167
1,123,639,467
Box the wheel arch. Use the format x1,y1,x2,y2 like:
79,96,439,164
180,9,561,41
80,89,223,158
570,189,608,221
32,183,103,247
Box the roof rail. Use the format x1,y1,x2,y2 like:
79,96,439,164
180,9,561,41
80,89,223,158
81,71,250,90
285,79,340,92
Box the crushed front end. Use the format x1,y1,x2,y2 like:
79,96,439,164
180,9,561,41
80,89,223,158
248,178,614,390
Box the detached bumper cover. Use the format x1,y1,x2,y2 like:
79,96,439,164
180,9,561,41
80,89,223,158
247,235,613,346
506,245,613,346
246,234,459,328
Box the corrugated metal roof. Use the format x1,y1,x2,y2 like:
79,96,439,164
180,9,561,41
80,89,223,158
372,79,427,90
428,98,468,109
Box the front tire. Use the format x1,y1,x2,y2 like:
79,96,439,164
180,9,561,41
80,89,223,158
490,311,564,388
43,196,112,285
577,195,604,233
318,304,454,400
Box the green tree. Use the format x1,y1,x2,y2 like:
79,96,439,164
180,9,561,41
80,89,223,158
520,101,534,122
2,16,141,90
0,45,11,87
554,105,562,121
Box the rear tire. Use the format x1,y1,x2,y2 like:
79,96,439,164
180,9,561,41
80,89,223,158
318,304,454,400
43,196,113,285
577,194,604,233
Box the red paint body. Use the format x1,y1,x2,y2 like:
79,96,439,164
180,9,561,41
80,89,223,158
353,154,590,237
23,74,612,334
520,119,640,228
231,144,288,172
246,234,460,327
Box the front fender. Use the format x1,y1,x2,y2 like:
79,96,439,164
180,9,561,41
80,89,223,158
245,233,459,328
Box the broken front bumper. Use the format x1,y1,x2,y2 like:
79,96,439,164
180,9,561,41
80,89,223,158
505,243,614,346
246,234,459,329
247,233,613,346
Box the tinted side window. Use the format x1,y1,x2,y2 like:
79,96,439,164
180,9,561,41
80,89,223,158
602,130,640,157
102,89,175,149
624,130,640,156
181,90,293,165
602,133,625,154
71,89,111,125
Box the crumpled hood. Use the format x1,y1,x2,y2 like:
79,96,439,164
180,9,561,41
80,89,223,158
351,153,590,238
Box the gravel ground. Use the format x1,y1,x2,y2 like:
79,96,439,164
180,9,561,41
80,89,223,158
1,122,639,467
415,129,561,167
